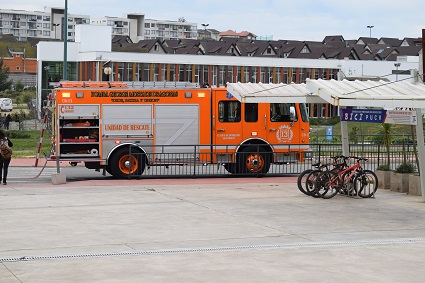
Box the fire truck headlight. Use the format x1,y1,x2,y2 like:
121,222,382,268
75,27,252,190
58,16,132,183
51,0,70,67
115,140,121,145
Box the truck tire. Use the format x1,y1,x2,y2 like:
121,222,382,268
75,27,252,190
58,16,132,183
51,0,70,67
109,146,146,179
223,163,236,174
236,146,271,175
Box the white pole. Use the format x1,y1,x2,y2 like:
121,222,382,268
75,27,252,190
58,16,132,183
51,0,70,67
415,108,425,202
340,107,350,156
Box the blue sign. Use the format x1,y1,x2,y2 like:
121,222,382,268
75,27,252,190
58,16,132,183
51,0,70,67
340,108,386,123
326,126,333,141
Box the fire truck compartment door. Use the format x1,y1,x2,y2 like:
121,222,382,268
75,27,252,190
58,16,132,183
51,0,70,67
102,105,152,136
154,104,199,150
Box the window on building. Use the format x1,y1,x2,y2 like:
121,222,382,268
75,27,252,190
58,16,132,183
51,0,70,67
43,30,50,36
43,16,50,21
169,64,175,81
68,32,74,36
144,64,151,81
16,66,20,71
276,68,281,83
301,46,310,53
244,68,250,83
236,66,241,82
153,63,159,81
218,101,241,122
68,25,73,30
43,23,50,29
178,64,185,82
37,15,42,20
144,23,150,28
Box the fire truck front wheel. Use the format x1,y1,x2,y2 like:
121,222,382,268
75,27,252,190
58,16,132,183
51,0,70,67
109,147,146,179
236,146,271,175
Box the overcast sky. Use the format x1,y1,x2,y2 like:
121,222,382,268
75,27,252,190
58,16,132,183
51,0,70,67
3,0,425,41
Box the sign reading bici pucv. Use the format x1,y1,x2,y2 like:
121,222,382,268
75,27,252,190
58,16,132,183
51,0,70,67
340,108,417,125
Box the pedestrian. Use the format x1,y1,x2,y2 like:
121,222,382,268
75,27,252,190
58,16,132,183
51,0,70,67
5,114,11,130
1,114,5,128
0,130,13,185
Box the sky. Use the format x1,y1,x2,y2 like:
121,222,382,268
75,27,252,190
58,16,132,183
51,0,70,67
3,0,425,41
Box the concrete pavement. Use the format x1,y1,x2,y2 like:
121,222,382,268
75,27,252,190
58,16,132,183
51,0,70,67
1,159,425,282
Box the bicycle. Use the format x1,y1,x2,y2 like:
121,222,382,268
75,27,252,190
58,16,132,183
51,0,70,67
303,156,348,198
297,161,327,196
314,156,378,199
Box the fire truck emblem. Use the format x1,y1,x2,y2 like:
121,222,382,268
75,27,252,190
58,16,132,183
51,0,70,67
276,125,293,142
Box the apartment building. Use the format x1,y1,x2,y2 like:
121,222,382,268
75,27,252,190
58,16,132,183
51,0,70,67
0,7,90,41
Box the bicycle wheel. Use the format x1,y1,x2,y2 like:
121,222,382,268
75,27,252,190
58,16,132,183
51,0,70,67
297,169,313,195
305,170,322,198
355,170,378,198
315,170,340,199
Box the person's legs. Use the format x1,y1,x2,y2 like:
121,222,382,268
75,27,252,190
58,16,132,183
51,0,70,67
0,159,4,184
1,158,10,184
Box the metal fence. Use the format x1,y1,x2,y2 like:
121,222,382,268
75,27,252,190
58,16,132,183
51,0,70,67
119,142,420,179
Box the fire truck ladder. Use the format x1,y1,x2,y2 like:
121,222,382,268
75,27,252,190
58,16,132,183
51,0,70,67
35,93,55,168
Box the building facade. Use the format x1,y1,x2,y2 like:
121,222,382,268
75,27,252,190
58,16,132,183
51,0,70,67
91,15,198,42
37,26,419,119
0,7,90,41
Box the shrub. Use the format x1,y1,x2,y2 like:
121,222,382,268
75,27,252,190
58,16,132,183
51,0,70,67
376,164,391,171
7,130,31,139
395,163,416,174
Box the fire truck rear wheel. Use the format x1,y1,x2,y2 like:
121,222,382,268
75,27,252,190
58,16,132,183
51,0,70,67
109,147,146,179
236,146,271,175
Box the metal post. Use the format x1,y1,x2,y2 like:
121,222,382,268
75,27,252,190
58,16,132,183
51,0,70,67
414,108,425,202
57,0,68,174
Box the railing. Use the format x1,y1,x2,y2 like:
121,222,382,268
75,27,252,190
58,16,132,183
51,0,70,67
119,142,420,179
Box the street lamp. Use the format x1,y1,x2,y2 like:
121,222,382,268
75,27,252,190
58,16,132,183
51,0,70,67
394,63,401,81
201,23,209,41
53,23,60,39
367,25,374,38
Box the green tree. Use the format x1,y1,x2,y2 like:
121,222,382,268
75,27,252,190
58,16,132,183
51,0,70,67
0,59,13,92
15,80,24,92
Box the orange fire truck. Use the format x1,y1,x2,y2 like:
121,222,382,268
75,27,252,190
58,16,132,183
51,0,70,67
49,81,310,178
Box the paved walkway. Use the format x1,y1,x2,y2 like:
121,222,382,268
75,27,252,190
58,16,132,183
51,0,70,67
1,159,425,282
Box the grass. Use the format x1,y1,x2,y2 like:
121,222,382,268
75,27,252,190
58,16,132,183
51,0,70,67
6,130,52,158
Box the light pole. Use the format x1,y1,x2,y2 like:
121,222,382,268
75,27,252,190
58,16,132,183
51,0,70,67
53,23,60,39
394,63,401,81
201,23,209,41
367,25,374,38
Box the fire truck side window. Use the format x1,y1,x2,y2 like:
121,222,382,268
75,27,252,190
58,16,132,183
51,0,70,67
300,103,309,122
245,103,258,122
270,103,297,122
218,101,241,122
